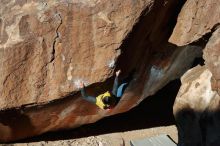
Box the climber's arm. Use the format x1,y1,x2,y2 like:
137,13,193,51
112,70,121,96
79,82,96,104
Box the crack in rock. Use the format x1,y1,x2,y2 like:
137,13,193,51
50,13,62,63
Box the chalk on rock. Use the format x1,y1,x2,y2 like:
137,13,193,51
107,59,116,68
73,79,89,89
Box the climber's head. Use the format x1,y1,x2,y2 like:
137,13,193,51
102,96,114,109
101,92,116,109
102,96,112,105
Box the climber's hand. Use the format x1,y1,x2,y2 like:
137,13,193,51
116,70,121,76
79,81,85,89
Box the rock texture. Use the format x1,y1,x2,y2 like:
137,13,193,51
0,0,201,142
171,0,220,145
169,0,220,46
173,66,220,146
0,0,146,109
204,28,220,94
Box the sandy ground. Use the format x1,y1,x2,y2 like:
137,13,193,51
3,125,177,146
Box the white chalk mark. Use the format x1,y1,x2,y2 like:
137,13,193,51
143,65,165,96
107,59,115,68
67,65,73,81
73,78,89,89
59,105,76,120
149,65,164,79
98,12,113,24
74,79,81,89
61,54,65,61
0,15,23,49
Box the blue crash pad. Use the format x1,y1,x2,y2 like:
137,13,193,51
130,134,177,146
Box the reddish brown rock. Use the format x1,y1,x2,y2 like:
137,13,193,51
0,0,201,142
1,0,149,109
169,0,220,46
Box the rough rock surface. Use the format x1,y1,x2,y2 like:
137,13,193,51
173,66,220,146
0,0,148,109
0,0,201,142
203,28,220,94
170,0,220,145
169,0,220,46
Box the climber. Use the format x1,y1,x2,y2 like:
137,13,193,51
79,70,129,110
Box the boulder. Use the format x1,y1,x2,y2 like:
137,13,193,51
169,0,220,46
173,66,220,146
203,28,220,94
0,0,200,142
171,0,220,145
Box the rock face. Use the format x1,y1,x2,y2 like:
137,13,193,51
204,28,220,94
0,0,202,142
173,66,220,146
0,0,147,109
171,0,220,145
169,0,220,46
